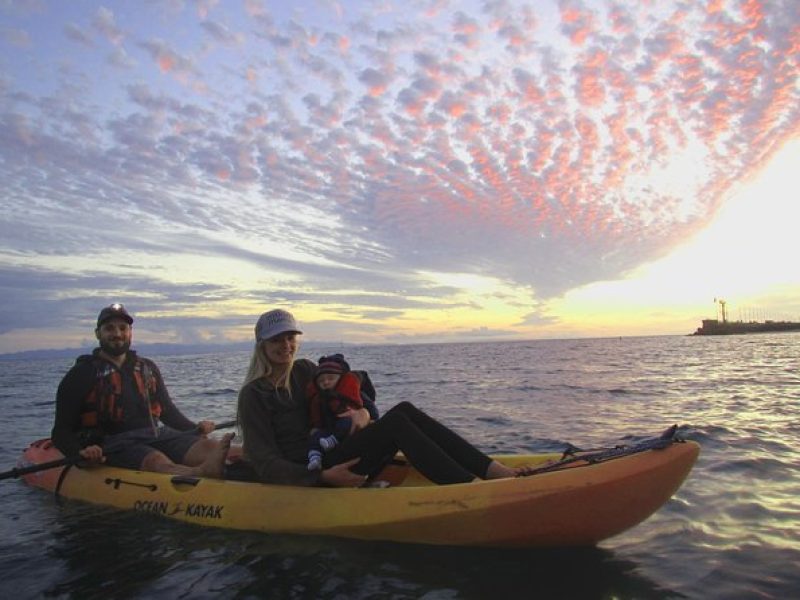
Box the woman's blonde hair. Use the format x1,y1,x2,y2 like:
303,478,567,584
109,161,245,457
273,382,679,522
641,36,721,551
242,341,294,388
238,341,295,434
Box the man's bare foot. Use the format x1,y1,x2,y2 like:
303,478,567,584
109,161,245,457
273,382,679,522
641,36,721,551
196,432,234,479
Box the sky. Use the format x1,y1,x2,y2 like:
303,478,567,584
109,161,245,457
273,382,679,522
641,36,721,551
1,0,798,354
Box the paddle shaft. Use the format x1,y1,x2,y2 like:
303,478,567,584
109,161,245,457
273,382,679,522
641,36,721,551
522,427,678,477
0,419,237,481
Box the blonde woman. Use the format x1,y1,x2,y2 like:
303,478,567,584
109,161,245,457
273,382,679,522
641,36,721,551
236,309,527,486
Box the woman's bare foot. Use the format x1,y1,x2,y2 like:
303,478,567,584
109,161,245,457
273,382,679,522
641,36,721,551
513,459,559,477
484,460,520,479
484,460,549,479
196,432,234,478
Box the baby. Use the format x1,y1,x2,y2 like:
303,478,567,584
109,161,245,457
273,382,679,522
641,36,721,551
306,354,377,470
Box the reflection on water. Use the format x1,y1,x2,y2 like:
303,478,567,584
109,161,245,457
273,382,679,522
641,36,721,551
40,508,676,599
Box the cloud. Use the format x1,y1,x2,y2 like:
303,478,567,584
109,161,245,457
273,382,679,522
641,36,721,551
92,6,125,46
0,0,799,348
0,264,230,334
0,26,31,47
64,23,94,46
192,0,220,20
0,0,46,17
139,38,196,76
358,67,389,96
200,19,243,46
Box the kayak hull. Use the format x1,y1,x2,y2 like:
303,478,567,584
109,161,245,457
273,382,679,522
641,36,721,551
18,439,699,547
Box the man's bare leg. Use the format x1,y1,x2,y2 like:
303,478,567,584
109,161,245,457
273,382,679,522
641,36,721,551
140,433,234,478
191,432,234,478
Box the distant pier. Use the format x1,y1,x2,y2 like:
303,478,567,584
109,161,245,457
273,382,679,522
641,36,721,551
693,319,800,335
693,298,800,335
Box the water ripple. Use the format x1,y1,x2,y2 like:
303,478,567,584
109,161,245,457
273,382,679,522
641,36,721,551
1,333,798,598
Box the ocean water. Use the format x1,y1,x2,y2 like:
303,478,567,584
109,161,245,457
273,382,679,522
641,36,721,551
0,334,798,599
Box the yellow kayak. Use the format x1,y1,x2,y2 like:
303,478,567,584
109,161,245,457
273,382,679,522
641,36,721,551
17,435,699,548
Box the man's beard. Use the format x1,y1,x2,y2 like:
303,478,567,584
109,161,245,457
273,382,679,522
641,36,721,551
100,339,130,357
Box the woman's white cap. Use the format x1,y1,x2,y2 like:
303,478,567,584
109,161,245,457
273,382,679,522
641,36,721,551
255,309,302,341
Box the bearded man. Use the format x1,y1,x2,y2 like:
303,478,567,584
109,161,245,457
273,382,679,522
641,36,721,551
51,303,231,477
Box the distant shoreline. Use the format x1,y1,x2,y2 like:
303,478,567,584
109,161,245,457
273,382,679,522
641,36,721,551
0,341,253,361
0,335,675,360
13,328,799,360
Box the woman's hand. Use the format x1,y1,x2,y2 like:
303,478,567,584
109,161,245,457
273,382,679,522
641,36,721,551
343,407,371,433
320,458,367,487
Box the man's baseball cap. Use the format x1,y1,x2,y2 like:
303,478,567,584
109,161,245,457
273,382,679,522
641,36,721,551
96,303,134,327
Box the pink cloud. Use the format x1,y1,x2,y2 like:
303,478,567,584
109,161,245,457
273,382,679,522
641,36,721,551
244,0,267,17
559,2,596,46
359,67,389,97
140,39,195,77
513,69,545,105
576,70,605,106
452,11,480,48
608,4,634,34
193,0,220,20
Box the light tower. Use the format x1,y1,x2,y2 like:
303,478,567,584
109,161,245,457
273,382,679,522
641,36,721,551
715,298,728,323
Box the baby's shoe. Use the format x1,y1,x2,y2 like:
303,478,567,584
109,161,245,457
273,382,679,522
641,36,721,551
319,435,338,451
308,450,322,470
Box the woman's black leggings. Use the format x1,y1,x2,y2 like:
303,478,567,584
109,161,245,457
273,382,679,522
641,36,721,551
323,401,492,484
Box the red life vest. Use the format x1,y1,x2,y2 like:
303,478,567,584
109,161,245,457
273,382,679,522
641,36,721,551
79,357,161,427
307,371,363,428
